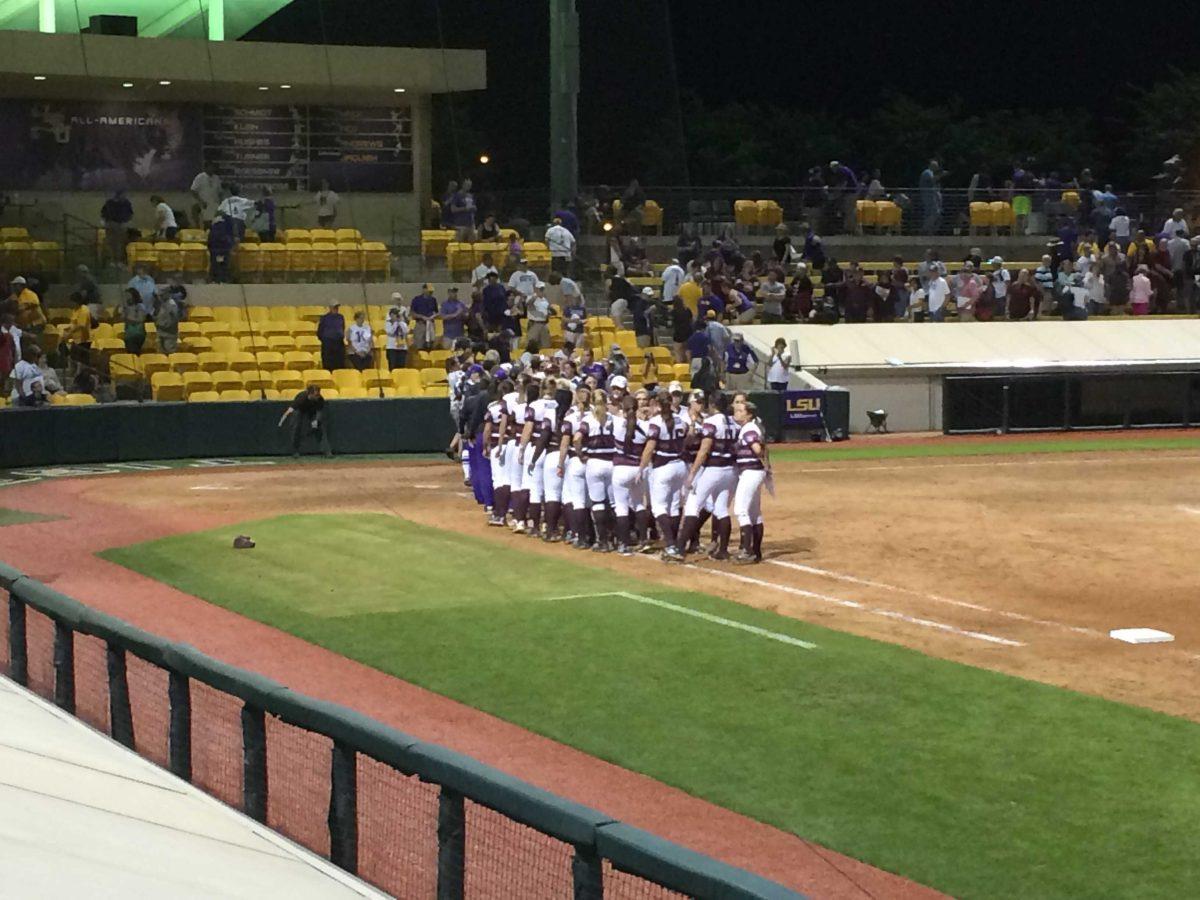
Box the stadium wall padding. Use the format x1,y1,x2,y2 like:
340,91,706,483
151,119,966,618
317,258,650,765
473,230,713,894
0,398,458,468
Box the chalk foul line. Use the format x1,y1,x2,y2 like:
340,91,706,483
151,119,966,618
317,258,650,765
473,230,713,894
548,591,817,650
684,566,1024,648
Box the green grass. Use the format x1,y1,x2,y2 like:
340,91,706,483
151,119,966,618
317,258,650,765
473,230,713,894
773,434,1200,462
103,514,1200,899
0,507,61,526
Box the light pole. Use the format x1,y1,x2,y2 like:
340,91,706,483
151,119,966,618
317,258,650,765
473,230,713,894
549,0,579,210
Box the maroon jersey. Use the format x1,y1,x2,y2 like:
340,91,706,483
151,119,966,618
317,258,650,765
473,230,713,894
612,415,648,467
580,411,615,458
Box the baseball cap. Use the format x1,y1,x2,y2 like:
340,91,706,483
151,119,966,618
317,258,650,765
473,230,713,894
610,343,622,351
609,375,629,389
519,257,529,264
989,256,1004,265
11,276,26,284
390,291,403,301
732,332,744,341
668,380,683,394
688,390,706,404
535,280,546,289
422,282,434,290
705,309,716,319
641,286,654,296
448,285,459,292
327,300,339,308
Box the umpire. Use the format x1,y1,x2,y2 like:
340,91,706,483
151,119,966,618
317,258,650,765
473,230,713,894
279,384,332,457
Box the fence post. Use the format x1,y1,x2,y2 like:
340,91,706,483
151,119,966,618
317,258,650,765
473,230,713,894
52,620,75,713
328,741,358,874
105,643,135,749
571,844,604,900
7,596,27,686
168,671,192,781
241,703,268,823
437,786,466,900
1000,383,1011,434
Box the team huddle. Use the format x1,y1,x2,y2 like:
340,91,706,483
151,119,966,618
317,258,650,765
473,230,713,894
456,370,772,563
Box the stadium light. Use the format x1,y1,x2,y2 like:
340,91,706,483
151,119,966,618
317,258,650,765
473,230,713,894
280,84,292,89
33,75,46,81
258,86,269,91
159,80,171,86
602,221,613,232
479,154,490,165
122,82,134,88
393,87,406,93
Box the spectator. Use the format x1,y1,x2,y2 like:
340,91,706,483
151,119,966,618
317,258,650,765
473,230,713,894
773,226,798,267
632,286,659,348
411,284,439,350
253,187,276,243
346,311,374,370
9,344,47,407
757,270,786,324
10,277,45,334
449,178,476,240
217,184,253,243
545,217,577,275
127,265,157,312
1008,269,1040,320
207,214,235,283
1109,207,1132,246
487,328,513,364
477,214,500,241
1184,237,1200,315
889,257,911,319
66,292,93,373
988,257,1011,318
549,270,584,322
440,181,458,228
384,305,409,370
1162,207,1189,238
788,264,815,321
800,222,826,269
866,168,886,200
661,257,685,304
678,272,703,317
121,288,147,354
872,271,894,322
669,295,694,363
524,282,552,349
1099,242,1130,311
927,267,950,322
0,313,20,386
676,225,702,269
608,345,631,380
75,265,100,311
842,269,873,323
619,178,646,232
685,319,711,374
919,159,943,233
507,258,538,300
1054,259,1077,315
561,285,587,350
705,310,732,375
101,187,134,267
317,301,346,370
71,365,99,397
1130,264,1154,315
1034,255,1055,311
726,282,756,325
1063,264,1089,321
916,248,944,288
692,356,719,395
1168,230,1190,303
766,338,790,391
481,271,509,334
279,384,332,457
607,266,636,326
975,274,997,322
190,162,223,228
472,251,499,288
315,179,339,228
907,276,928,322
724,333,759,391
150,194,178,240
953,263,980,322
154,290,181,355
440,286,468,349
1084,266,1106,316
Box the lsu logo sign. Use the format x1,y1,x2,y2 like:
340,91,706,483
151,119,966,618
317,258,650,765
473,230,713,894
783,391,825,427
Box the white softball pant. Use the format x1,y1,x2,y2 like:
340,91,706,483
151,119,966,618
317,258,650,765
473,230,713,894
506,440,525,491
564,456,587,508
648,460,686,517
733,468,767,526
684,466,737,519
525,444,547,503
490,445,509,488
584,458,614,509
611,464,646,517
542,450,563,503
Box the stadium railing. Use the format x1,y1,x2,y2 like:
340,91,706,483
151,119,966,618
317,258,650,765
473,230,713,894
0,562,802,900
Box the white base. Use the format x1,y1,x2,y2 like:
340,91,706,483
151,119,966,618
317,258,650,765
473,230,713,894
1109,628,1174,644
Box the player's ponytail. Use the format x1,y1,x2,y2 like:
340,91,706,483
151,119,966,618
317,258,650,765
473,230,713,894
591,389,608,423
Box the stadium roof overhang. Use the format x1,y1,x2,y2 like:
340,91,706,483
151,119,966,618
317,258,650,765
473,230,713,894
0,30,486,105
0,0,291,41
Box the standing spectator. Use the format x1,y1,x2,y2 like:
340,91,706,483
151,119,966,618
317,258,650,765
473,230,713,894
889,257,911,319
217,185,253,243
66,292,93,373
121,288,147,354
1007,269,1040,320
253,187,277,243
919,159,943,233
9,345,47,407
670,295,693,363
127,265,157,312
676,225,702,269
75,265,100,312
507,258,538,300
411,284,439,350
9,277,45,334
757,270,786,324
989,257,1011,318
315,179,340,228
279,384,332,457
524,282,552,349
545,217,577,275
788,264,815,321
0,313,19,386
472,251,499,289
440,181,458,228
953,263,980,321
800,222,826,269
631,286,659,348
1162,207,1189,238
154,289,181,355
549,270,584,322
481,271,510,334
384,305,409,370
1084,266,1107,316
974,275,997,322
916,248,945,288
1034,255,1056,312
773,227,798,267
927,267,950,322
705,310,732,376
346,311,374,370
561,285,588,351
150,195,178,240
449,178,476,240
317,301,346,370
207,214,235,283
678,272,703,317
685,319,711,375
1168,230,1191,308
842,269,873,323
440,287,468,349
190,162,223,228
766,338,791,391
1130,265,1154,316
1099,242,1130,311
607,266,636,326
101,187,134,268
1109,207,1132,246
661,258,685,304
724,334,759,391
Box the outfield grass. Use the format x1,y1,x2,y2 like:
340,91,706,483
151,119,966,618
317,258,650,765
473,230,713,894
773,434,1200,462
103,514,1200,899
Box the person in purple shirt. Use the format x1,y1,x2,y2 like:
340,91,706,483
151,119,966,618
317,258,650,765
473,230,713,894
685,319,711,373
480,270,509,335
552,208,580,236
410,284,439,350
698,282,725,321
578,348,608,388
439,287,468,349
727,284,755,324
316,301,346,370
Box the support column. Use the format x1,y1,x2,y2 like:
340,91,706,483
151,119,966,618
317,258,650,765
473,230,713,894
206,0,224,41
549,0,579,209
410,93,434,229
38,0,54,34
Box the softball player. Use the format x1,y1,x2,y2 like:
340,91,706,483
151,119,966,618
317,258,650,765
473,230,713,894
560,387,591,548
484,378,515,526
537,385,574,541
642,392,689,560
673,392,739,560
611,393,649,556
503,379,535,533
576,389,615,552
521,378,560,539
732,399,769,563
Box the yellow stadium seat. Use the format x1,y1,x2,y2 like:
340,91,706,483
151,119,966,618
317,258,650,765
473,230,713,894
228,351,259,373
311,242,338,278
0,226,29,241
266,336,294,353
362,371,391,390
183,335,212,354
332,370,363,390
188,306,215,324
60,393,97,406
211,370,243,393
267,305,296,322
272,370,304,393
969,202,992,233
421,385,445,397
295,334,321,353
234,243,263,280
420,229,455,259
284,351,313,370
196,351,228,373
107,353,142,384
284,228,311,243
260,389,283,400
338,386,369,399
419,368,447,388
734,200,758,227
302,369,335,389
391,369,420,393
182,372,213,398
876,200,902,233
155,242,183,273
643,199,664,233
310,229,336,243
200,322,232,339
187,391,221,402
362,242,391,279
31,241,64,274
254,351,285,372
210,336,239,355
140,353,172,379
242,372,272,393
284,243,311,280
245,306,271,322
335,228,362,243
260,243,288,280
211,307,242,324
377,386,400,398
179,228,206,244
297,305,325,323
320,388,340,399
1061,190,1080,209
856,200,879,230
2,242,32,272
219,389,251,401
990,201,1016,232
167,352,199,373
126,241,157,269
337,242,364,278
756,200,783,228
181,243,208,276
